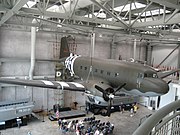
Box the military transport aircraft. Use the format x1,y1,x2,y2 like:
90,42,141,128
0,37,178,116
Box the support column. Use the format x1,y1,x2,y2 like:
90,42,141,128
90,32,95,57
178,45,180,68
133,39,137,60
178,45,180,82
29,24,36,80
43,88,48,111
110,35,117,59
146,43,153,66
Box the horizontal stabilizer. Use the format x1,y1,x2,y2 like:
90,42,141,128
157,69,180,78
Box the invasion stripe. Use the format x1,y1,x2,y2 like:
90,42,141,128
56,81,70,88
70,82,84,88
41,80,54,85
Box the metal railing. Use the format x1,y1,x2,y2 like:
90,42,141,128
133,100,180,135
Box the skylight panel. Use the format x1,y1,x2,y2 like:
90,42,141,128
47,5,59,12
114,2,146,12
23,1,36,8
134,9,170,16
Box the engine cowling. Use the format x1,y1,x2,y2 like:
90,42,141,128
94,83,114,101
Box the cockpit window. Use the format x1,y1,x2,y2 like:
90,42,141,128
153,73,158,78
138,73,144,78
144,73,158,78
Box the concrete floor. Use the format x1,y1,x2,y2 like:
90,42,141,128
0,105,153,135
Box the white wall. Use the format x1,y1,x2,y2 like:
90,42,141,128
152,45,178,67
116,40,146,61
139,83,180,110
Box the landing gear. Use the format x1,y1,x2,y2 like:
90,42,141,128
86,101,110,115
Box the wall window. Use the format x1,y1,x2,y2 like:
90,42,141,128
115,73,119,77
100,70,104,74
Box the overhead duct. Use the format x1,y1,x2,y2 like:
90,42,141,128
29,19,38,80
47,0,110,13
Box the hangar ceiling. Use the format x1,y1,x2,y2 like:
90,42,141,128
0,0,180,37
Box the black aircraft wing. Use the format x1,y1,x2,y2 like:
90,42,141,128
0,78,85,92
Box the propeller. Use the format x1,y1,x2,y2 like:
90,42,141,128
95,83,126,117
94,85,109,101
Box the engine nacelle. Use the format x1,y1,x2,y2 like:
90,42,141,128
94,83,114,101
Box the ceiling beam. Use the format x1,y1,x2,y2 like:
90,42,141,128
133,13,180,28
4,19,127,35
165,9,179,23
136,27,180,36
130,1,153,27
150,0,180,10
20,7,126,28
90,0,128,28
0,0,29,26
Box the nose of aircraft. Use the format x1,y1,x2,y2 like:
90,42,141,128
141,78,169,95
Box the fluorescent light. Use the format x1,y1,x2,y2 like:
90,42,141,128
84,12,106,19
107,18,113,21
23,1,36,8
114,2,146,12
84,14,93,18
107,16,127,21
57,24,62,28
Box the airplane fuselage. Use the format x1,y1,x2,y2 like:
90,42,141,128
65,55,169,97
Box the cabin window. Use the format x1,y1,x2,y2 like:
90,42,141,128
144,73,158,78
100,70,104,74
107,72,111,76
84,67,87,70
115,73,119,77
80,66,83,69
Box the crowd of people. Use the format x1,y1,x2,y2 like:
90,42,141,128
58,116,114,135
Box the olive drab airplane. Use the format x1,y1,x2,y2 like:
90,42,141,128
0,37,179,116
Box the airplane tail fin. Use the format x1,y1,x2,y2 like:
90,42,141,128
59,37,70,59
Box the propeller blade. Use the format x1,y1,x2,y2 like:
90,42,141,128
95,85,109,101
106,98,112,117
95,85,105,93
113,83,126,95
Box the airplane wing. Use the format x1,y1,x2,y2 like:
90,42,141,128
157,69,180,78
0,78,85,92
